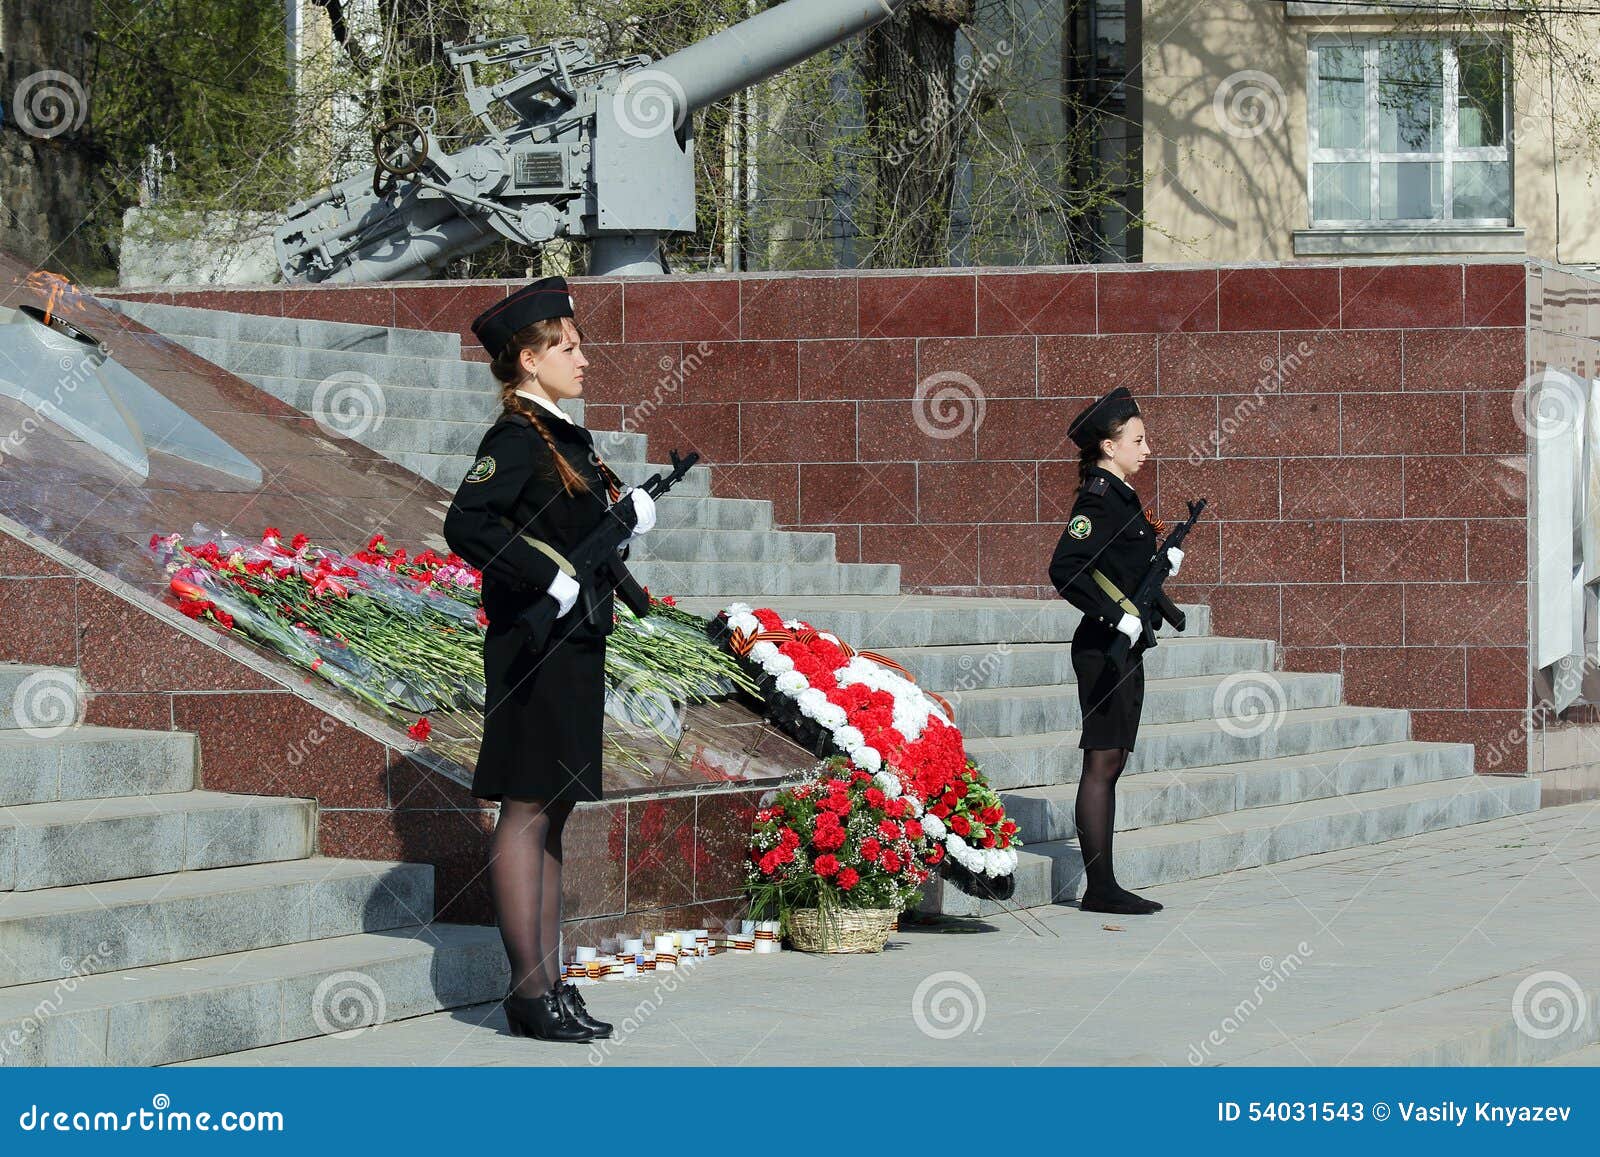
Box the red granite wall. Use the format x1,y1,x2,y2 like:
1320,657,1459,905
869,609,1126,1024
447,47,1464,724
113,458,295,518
116,260,1534,764
0,525,760,931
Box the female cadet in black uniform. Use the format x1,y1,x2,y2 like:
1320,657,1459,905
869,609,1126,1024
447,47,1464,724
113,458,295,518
1048,386,1183,916
444,276,657,1042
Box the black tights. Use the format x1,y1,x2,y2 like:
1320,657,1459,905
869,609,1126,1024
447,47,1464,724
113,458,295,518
1075,747,1135,900
489,796,575,1000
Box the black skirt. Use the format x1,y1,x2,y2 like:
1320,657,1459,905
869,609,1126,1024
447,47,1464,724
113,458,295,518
1071,617,1146,750
472,628,607,803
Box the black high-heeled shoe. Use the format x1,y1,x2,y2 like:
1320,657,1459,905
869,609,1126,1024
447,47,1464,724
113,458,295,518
558,982,613,1038
1080,886,1163,915
503,988,597,1042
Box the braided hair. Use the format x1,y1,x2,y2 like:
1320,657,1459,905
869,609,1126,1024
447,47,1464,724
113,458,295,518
489,316,625,500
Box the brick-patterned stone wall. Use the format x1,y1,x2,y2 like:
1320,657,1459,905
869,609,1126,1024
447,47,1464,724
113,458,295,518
117,259,1535,763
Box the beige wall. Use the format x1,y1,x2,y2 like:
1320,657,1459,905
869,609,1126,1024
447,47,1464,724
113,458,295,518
1140,2,1600,264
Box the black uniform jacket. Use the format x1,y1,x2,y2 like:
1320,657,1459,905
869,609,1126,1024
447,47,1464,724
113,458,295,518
443,409,642,641
1048,465,1161,631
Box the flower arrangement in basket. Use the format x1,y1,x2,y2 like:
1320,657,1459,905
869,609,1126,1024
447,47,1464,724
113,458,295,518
713,603,1022,901
746,756,938,952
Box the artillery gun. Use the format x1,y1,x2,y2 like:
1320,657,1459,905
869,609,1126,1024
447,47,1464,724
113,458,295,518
275,0,910,281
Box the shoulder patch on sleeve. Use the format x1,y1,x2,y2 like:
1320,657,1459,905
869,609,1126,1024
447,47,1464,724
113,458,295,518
1067,514,1093,540
1087,475,1109,495
465,455,496,483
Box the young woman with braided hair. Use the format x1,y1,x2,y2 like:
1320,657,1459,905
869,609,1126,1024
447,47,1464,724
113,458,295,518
444,277,657,1042
1048,387,1183,917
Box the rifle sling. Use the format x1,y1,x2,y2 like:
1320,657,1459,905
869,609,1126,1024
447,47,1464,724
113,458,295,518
1091,568,1141,617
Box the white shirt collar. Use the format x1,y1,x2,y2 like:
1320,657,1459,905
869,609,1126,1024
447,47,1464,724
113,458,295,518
513,387,579,428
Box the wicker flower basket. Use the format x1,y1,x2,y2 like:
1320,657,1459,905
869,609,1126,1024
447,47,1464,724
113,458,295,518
786,906,899,953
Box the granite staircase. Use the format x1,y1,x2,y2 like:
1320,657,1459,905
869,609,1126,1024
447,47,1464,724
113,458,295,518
673,596,1541,918
0,664,506,1065
109,299,899,599
104,300,1541,928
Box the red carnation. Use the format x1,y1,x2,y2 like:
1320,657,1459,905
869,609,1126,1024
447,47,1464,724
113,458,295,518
408,717,432,741
836,867,859,890
860,837,881,862
779,827,800,848
877,819,901,842
814,854,840,877
925,845,945,865
904,819,924,840
865,788,886,809
881,850,901,873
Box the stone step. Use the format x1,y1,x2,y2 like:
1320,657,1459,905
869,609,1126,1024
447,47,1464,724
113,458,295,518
945,670,1342,739
631,527,836,565
0,791,316,891
672,595,1212,649
1003,739,1478,840
0,727,196,807
0,664,85,731
627,560,901,597
965,704,1413,792
923,772,1541,917
169,333,478,393
245,374,497,424
874,636,1275,692
111,299,465,360
0,923,506,1065
652,495,774,532
0,858,434,987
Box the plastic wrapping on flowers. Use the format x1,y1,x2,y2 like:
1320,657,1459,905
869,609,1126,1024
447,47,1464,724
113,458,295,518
714,602,1023,899
146,524,757,765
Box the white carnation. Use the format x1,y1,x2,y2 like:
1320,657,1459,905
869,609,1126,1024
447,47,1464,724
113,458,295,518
854,746,883,773
922,812,946,838
836,725,866,750
815,704,848,730
749,640,778,662
774,670,808,694
764,653,796,675
796,688,828,716
872,770,901,798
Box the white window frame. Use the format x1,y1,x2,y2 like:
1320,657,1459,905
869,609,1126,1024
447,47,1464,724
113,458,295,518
1306,33,1513,229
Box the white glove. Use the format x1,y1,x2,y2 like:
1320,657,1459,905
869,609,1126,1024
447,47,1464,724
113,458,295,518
1116,612,1142,644
626,488,657,536
1166,546,1184,576
546,569,580,618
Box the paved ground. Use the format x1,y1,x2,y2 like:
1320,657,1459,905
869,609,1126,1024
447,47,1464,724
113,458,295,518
183,800,1600,1067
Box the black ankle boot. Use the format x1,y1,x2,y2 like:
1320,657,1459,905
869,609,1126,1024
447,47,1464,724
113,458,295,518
504,988,596,1042
558,982,613,1038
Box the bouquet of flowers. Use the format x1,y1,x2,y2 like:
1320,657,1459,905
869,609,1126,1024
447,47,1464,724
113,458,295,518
147,524,756,761
715,603,1022,902
746,756,938,950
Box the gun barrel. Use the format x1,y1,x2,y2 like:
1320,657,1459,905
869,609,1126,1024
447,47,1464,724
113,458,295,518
655,0,908,116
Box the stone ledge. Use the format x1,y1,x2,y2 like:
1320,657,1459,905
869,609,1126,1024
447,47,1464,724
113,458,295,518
1293,227,1525,256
